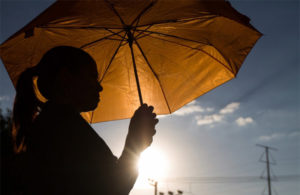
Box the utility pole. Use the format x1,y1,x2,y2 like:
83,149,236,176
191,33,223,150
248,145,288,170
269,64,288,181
256,144,278,195
149,178,158,195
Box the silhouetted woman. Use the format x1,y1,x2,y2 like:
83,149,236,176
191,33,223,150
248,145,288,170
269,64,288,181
12,46,158,195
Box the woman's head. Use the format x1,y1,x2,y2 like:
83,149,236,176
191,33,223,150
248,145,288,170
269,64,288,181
36,46,102,111
13,46,102,152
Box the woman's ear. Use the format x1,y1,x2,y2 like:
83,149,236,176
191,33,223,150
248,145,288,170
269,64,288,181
56,67,74,86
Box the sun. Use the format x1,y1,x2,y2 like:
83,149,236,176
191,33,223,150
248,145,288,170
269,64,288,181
138,147,167,179
135,147,168,188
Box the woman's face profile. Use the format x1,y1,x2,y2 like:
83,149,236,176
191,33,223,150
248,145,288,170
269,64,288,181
76,60,102,111
56,58,103,112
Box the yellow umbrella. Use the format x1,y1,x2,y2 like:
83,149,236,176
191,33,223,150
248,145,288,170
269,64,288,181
0,0,261,123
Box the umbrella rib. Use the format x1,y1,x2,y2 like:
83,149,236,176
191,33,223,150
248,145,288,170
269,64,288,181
135,29,208,46
131,0,156,37
210,45,234,73
104,28,125,39
130,0,156,27
99,31,128,83
134,15,217,28
105,38,125,41
89,110,95,124
133,31,155,43
132,17,141,37
38,25,124,30
135,24,154,40
105,0,126,26
39,25,125,40
133,39,172,114
135,19,178,28
147,34,233,75
80,30,124,49
136,32,153,40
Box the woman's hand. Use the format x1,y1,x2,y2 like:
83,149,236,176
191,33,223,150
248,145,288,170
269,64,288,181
125,104,159,154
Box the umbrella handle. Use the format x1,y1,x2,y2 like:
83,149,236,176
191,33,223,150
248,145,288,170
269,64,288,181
128,31,143,106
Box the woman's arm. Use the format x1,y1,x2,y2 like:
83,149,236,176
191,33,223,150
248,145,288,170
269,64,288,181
112,104,158,195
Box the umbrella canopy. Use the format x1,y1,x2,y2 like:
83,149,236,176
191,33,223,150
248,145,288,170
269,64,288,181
0,0,261,123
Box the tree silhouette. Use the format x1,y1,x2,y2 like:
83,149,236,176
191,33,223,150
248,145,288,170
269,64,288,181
1,108,13,153
1,108,14,195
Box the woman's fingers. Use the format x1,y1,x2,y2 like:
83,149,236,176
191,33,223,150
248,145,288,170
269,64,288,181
152,113,156,119
154,118,159,125
148,106,154,113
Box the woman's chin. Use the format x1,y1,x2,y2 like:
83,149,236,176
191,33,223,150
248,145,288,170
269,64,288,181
79,100,100,112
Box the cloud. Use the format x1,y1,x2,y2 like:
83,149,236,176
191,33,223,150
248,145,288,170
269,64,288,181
0,96,10,101
187,100,197,105
165,101,222,118
196,114,224,126
235,117,254,126
219,102,240,114
158,100,207,118
288,131,300,137
258,133,285,142
173,105,204,116
206,107,214,112
172,100,205,116
258,131,300,142
195,102,241,126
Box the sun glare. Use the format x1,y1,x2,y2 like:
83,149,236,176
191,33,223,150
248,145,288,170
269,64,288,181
135,147,168,188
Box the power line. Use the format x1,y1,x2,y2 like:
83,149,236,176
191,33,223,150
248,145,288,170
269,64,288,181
157,175,300,184
155,175,299,195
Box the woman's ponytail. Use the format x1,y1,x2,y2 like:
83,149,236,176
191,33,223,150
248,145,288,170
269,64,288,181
12,67,41,153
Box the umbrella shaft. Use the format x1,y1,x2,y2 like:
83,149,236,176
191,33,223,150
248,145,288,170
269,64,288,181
128,35,143,106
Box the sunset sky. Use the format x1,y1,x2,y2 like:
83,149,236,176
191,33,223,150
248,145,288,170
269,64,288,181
0,0,299,195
